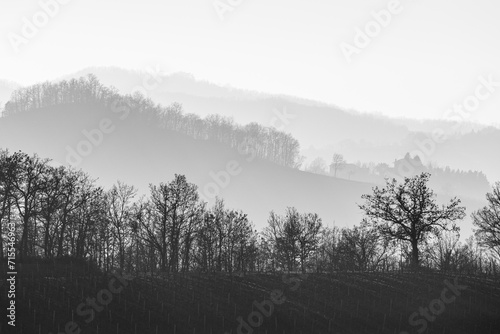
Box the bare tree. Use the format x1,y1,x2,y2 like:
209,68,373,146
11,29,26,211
38,165,65,258
107,181,137,270
0,149,15,258
425,230,461,271
56,169,91,257
180,201,204,272
263,210,297,271
9,152,49,259
472,182,500,260
194,211,217,272
315,226,342,272
359,173,466,268
297,212,322,273
264,207,322,272
146,174,200,273
331,153,346,178
338,222,391,271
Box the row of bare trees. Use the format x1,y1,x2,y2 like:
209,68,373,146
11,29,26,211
3,75,115,114
1,150,499,274
2,75,302,168
0,149,262,273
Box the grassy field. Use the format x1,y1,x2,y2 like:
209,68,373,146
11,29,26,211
1,258,499,334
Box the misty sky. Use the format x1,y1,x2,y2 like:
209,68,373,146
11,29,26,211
1,0,500,125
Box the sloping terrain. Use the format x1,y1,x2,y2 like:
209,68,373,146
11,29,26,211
0,103,372,229
1,258,499,334
64,67,500,183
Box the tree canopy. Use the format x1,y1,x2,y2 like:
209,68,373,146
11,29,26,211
359,172,466,267
472,182,500,260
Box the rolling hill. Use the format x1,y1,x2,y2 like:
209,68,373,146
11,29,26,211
1,258,498,334
0,76,490,237
0,102,372,230
62,67,500,183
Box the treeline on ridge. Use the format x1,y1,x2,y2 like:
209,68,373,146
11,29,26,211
1,74,302,168
1,149,499,276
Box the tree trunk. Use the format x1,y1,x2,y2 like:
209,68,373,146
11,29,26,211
57,221,67,257
411,240,419,269
20,215,30,260
44,222,50,258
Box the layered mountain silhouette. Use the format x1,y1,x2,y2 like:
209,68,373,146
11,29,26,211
63,67,500,183
0,102,375,229
0,73,492,237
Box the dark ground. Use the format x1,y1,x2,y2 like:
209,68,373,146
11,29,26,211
1,258,499,334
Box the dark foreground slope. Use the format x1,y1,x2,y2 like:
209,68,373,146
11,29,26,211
1,259,499,334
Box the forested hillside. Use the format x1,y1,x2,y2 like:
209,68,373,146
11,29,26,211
1,149,498,274
3,75,302,169
1,77,499,334
63,67,500,183
0,76,379,228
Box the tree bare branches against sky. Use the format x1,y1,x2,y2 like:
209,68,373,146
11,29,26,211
1,0,500,126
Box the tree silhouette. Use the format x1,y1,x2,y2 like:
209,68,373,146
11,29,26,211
331,153,345,178
264,207,322,272
472,182,500,260
359,173,466,268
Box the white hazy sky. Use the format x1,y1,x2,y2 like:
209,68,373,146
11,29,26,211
1,0,500,125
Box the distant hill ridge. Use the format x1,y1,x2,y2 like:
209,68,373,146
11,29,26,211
55,67,500,183
2,74,302,169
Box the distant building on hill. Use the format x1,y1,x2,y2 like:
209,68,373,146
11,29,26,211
393,153,426,177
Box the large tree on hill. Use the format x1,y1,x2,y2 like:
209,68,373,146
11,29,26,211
359,173,466,268
472,182,500,260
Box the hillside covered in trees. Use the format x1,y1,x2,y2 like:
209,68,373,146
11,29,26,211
1,149,498,274
1,77,499,334
0,76,494,240
62,67,500,183
0,75,381,230
2,75,302,169
1,148,499,333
